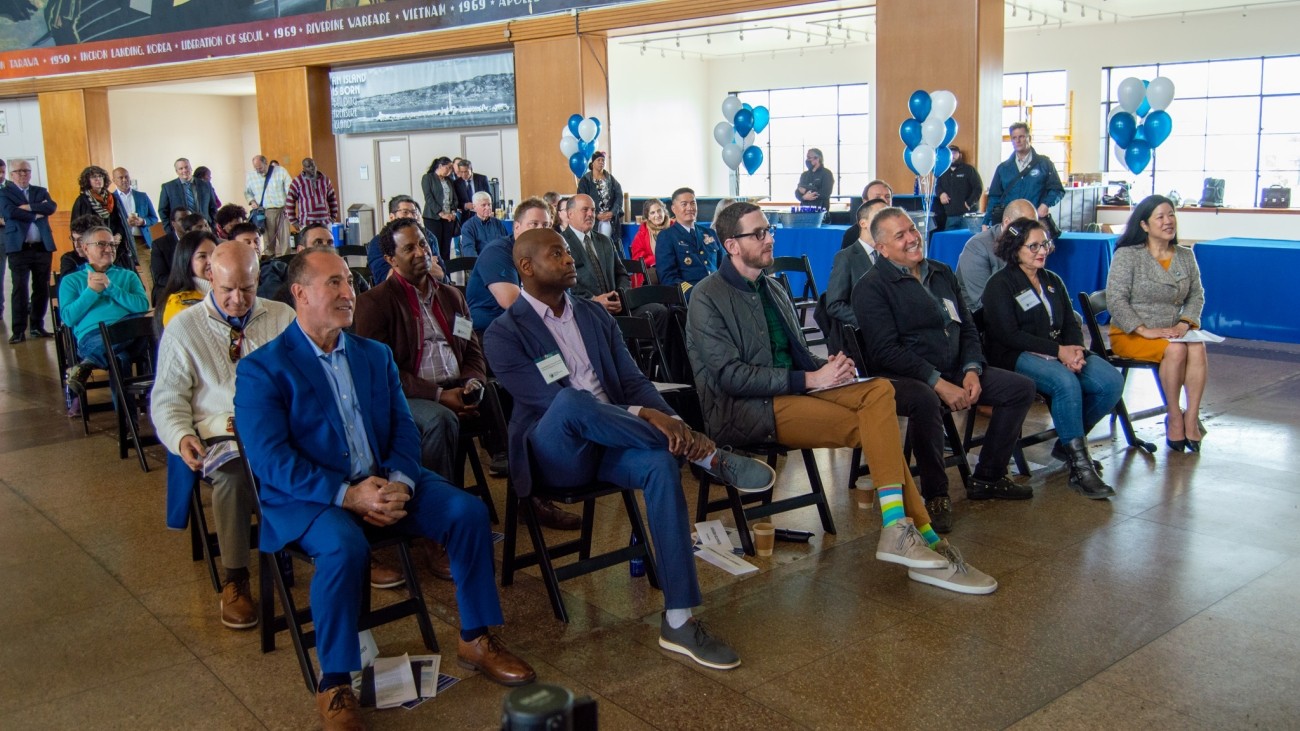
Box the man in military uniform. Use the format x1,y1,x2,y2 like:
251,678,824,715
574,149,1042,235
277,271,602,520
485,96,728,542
654,187,723,301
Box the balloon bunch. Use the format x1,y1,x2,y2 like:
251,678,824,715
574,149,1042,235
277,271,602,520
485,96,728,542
560,114,603,178
714,95,769,176
899,89,959,178
1107,77,1175,175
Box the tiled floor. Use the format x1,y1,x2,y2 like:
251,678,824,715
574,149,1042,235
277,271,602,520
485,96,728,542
2,324,1299,730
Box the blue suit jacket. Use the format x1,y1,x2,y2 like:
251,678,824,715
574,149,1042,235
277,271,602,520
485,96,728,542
483,293,674,497
114,189,160,247
233,324,425,552
158,177,219,225
1,181,57,253
654,222,721,298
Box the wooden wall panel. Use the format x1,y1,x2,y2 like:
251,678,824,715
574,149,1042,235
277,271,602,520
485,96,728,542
515,35,604,198
38,89,114,254
875,0,1003,196
253,67,337,184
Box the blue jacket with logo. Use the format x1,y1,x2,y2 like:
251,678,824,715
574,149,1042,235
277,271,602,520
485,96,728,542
983,148,1064,225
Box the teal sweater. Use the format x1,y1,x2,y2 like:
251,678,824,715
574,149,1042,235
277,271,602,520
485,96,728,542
58,266,150,342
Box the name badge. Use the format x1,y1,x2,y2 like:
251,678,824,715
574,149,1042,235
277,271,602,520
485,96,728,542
535,352,570,384
942,298,961,323
452,314,473,340
1015,288,1041,312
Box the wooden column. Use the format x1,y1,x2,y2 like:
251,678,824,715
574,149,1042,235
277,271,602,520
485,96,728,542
514,34,609,198
253,67,338,184
37,89,112,254
875,0,1003,195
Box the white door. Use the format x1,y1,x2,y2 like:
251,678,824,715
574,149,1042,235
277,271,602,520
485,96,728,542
462,132,503,204
376,137,411,214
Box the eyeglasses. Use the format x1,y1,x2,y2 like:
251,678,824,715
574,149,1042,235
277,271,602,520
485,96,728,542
228,327,246,364
733,227,773,241
1025,241,1055,254
87,242,117,250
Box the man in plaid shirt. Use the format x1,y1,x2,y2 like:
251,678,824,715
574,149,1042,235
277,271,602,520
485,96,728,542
285,157,340,232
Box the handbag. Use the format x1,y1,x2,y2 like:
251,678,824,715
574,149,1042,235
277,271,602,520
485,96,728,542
1260,185,1291,209
249,164,276,231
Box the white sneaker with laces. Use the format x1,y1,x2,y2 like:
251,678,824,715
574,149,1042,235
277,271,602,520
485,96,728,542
875,518,947,569
908,540,998,595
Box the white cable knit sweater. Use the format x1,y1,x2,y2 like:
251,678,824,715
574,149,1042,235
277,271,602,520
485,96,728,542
151,296,297,454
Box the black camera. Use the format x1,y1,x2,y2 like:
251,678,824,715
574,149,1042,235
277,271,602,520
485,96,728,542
501,684,597,730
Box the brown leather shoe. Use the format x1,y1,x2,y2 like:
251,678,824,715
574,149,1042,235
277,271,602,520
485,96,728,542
457,632,536,687
369,558,405,589
420,539,453,581
220,578,257,630
315,684,366,731
532,497,582,530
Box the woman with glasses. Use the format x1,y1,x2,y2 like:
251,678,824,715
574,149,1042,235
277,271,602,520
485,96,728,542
157,230,218,327
983,218,1124,498
71,166,130,260
1106,195,1207,452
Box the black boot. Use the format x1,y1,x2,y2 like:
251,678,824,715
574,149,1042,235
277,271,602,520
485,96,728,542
1051,439,1102,474
1064,437,1114,499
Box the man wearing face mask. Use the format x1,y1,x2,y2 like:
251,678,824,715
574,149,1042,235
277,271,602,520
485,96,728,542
935,145,984,231
285,157,340,231
794,148,835,211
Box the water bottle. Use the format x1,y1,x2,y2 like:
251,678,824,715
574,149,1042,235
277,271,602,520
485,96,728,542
628,532,645,578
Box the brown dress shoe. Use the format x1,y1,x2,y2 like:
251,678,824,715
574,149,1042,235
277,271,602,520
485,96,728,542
315,684,366,731
420,539,454,581
369,558,405,589
532,497,582,530
220,578,257,630
457,632,536,687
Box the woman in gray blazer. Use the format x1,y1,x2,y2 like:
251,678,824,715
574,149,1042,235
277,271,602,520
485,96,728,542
1106,195,1207,451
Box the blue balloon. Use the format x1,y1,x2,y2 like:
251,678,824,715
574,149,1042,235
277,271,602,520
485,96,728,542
909,90,932,121
742,102,753,112
742,145,764,175
903,148,919,176
733,108,755,138
591,117,602,139
1133,125,1146,141
1136,79,1151,118
899,118,922,150
934,146,953,176
753,106,770,134
578,138,596,157
941,117,959,148
568,151,587,178
1108,111,1138,148
1124,140,1152,175
1142,110,1173,148
567,114,583,139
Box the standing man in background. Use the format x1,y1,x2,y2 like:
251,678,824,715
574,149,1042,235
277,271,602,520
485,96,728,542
285,157,340,232
935,145,983,231
453,159,493,224
984,123,1064,227
112,167,160,286
3,159,57,343
245,155,292,257
795,148,835,210
159,158,218,226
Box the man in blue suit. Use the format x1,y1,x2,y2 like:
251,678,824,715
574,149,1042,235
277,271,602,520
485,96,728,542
654,187,722,300
111,167,159,250
158,157,219,225
483,228,775,672
234,248,534,727
2,159,57,343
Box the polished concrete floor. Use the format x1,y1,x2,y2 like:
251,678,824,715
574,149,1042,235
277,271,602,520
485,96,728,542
2,317,1299,730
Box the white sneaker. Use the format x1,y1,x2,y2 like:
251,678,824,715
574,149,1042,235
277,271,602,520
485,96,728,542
908,540,998,595
875,518,947,569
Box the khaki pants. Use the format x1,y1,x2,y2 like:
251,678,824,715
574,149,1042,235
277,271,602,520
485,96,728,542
264,207,290,256
773,379,931,527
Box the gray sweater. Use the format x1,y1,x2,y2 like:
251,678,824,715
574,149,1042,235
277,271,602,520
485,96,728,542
1105,244,1204,333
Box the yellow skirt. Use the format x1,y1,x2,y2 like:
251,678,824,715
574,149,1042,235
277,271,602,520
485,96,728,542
1109,326,1169,363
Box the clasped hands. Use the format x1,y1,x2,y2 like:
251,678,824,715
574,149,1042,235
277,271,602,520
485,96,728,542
641,408,715,462
344,476,411,527
935,371,983,411
1057,344,1087,374
1138,322,1190,340
806,352,856,390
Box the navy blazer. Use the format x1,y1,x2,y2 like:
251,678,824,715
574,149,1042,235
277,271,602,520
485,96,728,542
1,181,57,253
233,324,425,552
654,222,721,297
114,189,161,247
483,294,674,497
158,177,219,225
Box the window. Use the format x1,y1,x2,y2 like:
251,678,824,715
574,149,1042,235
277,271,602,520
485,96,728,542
1102,56,1300,208
731,83,869,201
1002,70,1070,174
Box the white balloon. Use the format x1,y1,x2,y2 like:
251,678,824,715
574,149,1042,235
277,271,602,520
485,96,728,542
1117,77,1146,114
743,130,756,148
1113,142,1128,170
561,126,577,139
721,95,743,122
560,135,579,158
929,90,957,121
921,118,946,147
577,118,599,143
721,143,743,171
911,143,936,176
1146,76,1176,111
713,121,734,147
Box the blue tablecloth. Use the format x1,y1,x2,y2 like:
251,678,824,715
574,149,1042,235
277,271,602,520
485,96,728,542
1195,238,1300,344
929,229,1118,303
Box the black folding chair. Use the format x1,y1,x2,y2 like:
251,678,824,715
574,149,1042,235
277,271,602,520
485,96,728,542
614,314,704,431
1078,290,1163,452
445,256,477,293
98,315,160,472
338,245,369,269
454,380,505,524
621,258,652,287
51,277,113,433
349,267,373,294
233,427,438,694
769,254,824,346
622,284,684,312
177,454,260,594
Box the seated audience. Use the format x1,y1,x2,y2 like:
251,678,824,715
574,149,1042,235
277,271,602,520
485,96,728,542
819,197,889,353
367,195,436,284
466,197,552,335
61,214,120,276
484,228,776,670
59,226,150,389
956,199,1037,312
214,203,248,241
543,192,569,233
458,191,508,257
982,219,1123,498
654,187,722,299
227,222,286,300
152,242,298,629
687,202,996,594
295,222,335,253
149,207,198,304
561,194,630,315
629,198,668,286
236,248,535,729
852,208,1037,518
157,230,217,327
1106,195,1208,451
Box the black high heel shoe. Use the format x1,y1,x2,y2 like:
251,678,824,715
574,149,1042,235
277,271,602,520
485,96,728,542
1165,417,1188,452
1185,415,1203,452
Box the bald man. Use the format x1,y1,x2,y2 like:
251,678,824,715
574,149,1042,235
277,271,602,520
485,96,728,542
956,198,1038,311
152,242,298,630
111,167,160,276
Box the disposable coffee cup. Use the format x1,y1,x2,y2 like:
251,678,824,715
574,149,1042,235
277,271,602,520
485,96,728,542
752,523,776,556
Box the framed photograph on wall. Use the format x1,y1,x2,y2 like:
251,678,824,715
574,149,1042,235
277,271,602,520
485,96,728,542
330,52,516,135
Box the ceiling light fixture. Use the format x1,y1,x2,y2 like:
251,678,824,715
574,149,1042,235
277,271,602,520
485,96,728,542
739,28,744,41
1029,8,1034,21
674,35,680,47
1062,1,1067,11
1012,4,1017,17
706,33,711,44
786,27,791,40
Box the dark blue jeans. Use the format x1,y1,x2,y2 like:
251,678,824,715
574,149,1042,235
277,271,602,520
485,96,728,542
1014,352,1125,442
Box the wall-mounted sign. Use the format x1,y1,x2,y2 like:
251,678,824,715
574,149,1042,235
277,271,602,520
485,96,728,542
0,0,623,80
330,52,515,135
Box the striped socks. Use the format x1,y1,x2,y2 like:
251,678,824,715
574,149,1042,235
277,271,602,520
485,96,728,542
878,484,904,527
918,523,941,547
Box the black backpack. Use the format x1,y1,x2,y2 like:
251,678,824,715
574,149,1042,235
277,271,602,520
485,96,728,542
1199,178,1225,208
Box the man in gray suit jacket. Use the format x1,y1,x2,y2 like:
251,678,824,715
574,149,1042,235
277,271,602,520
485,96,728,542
821,198,889,353
562,194,630,314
